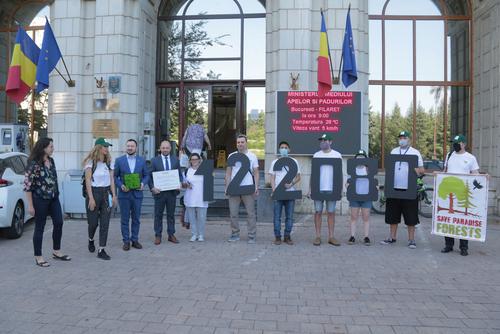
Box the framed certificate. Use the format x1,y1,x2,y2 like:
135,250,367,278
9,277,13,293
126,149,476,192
153,169,181,191
123,173,141,190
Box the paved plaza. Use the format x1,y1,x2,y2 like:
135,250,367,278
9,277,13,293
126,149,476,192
1,214,500,334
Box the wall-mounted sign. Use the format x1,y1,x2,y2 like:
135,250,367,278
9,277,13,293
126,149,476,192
276,91,362,155
108,76,121,94
92,119,119,138
52,92,76,113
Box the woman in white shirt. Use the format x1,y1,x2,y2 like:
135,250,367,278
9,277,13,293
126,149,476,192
182,153,209,242
83,138,117,260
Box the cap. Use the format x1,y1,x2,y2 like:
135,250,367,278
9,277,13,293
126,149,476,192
318,133,333,141
452,134,466,143
398,130,410,138
354,149,367,158
95,138,112,147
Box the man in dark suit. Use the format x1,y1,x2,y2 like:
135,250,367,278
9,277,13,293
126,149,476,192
114,139,150,250
149,140,182,245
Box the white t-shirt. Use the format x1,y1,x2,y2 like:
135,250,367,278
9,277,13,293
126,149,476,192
269,157,301,192
183,167,208,208
354,166,369,195
445,151,479,174
84,160,114,187
390,146,423,190
312,149,342,192
228,151,259,186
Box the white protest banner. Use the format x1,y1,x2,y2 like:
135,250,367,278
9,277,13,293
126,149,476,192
432,173,488,242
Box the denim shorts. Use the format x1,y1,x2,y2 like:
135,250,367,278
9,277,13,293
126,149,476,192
314,200,336,213
349,200,372,209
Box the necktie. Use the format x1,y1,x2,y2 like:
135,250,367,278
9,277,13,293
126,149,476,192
164,156,169,170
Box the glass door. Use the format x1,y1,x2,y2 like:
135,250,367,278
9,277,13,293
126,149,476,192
211,85,238,165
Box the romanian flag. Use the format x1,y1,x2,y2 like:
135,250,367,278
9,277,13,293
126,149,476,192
5,27,40,104
317,12,332,97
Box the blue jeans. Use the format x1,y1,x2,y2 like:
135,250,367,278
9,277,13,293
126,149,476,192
273,200,295,238
119,197,142,243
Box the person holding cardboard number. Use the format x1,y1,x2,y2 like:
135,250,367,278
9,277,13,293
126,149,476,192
380,131,424,249
225,134,259,244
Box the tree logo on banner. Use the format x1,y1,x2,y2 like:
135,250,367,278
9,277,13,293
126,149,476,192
437,176,478,216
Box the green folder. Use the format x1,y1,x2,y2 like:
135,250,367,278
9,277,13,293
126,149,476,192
124,173,141,190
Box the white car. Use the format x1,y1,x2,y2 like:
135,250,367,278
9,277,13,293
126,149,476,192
0,152,32,238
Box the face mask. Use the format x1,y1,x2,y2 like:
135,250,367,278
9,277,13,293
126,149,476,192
453,142,462,152
320,141,330,151
279,148,289,157
399,139,408,147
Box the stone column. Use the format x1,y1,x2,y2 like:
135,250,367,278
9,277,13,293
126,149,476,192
264,0,369,214
48,0,157,175
473,0,500,214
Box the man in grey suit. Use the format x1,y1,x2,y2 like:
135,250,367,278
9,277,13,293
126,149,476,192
149,140,182,245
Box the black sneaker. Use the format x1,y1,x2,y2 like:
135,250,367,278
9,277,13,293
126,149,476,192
88,240,95,253
460,249,468,256
441,247,453,253
97,249,111,260
380,238,396,245
348,236,355,245
363,237,371,246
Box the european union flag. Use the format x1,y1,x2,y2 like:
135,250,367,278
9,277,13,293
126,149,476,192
341,9,357,88
36,19,62,93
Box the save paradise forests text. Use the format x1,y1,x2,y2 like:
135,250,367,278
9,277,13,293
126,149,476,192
286,91,354,133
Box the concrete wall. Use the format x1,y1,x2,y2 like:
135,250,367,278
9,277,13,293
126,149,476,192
472,0,500,214
264,0,369,213
48,0,157,173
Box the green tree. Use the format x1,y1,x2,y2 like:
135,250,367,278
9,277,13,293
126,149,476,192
247,111,265,158
457,180,476,215
438,176,466,213
161,19,228,141
368,104,381,160
17,91,48,133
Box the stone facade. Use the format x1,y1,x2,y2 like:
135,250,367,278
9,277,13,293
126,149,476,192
48,0,157,172
264,0,369,214
1,0,498,214
472,0,500,214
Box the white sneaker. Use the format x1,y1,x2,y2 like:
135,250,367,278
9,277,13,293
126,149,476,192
190,236,197,242
197,236,204,242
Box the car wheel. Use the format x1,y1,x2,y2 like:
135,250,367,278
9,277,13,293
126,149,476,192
6,202,24,239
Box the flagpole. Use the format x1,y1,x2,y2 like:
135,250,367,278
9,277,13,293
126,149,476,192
44,16,75,87
60,56,75,87
337,4,351,86
54,67,72,87
320,9,336,85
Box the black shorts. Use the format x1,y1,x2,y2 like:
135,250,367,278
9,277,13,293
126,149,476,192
384,197,419,226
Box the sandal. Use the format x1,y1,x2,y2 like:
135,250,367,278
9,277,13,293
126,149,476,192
35,259,50,267
52,253,71,261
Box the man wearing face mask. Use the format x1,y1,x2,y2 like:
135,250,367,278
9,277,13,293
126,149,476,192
310,133,342,246
269,141,301,245
441,134,479,256
381,131,425,249
114,139,150,251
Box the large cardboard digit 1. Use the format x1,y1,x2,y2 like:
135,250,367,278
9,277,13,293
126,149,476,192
226,153,255,196
346,158,379,202
271,157,302,200
194,159,214,201
310,158,343,201
384,154,418,199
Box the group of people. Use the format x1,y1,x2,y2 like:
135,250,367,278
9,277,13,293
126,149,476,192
23,128,480,267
